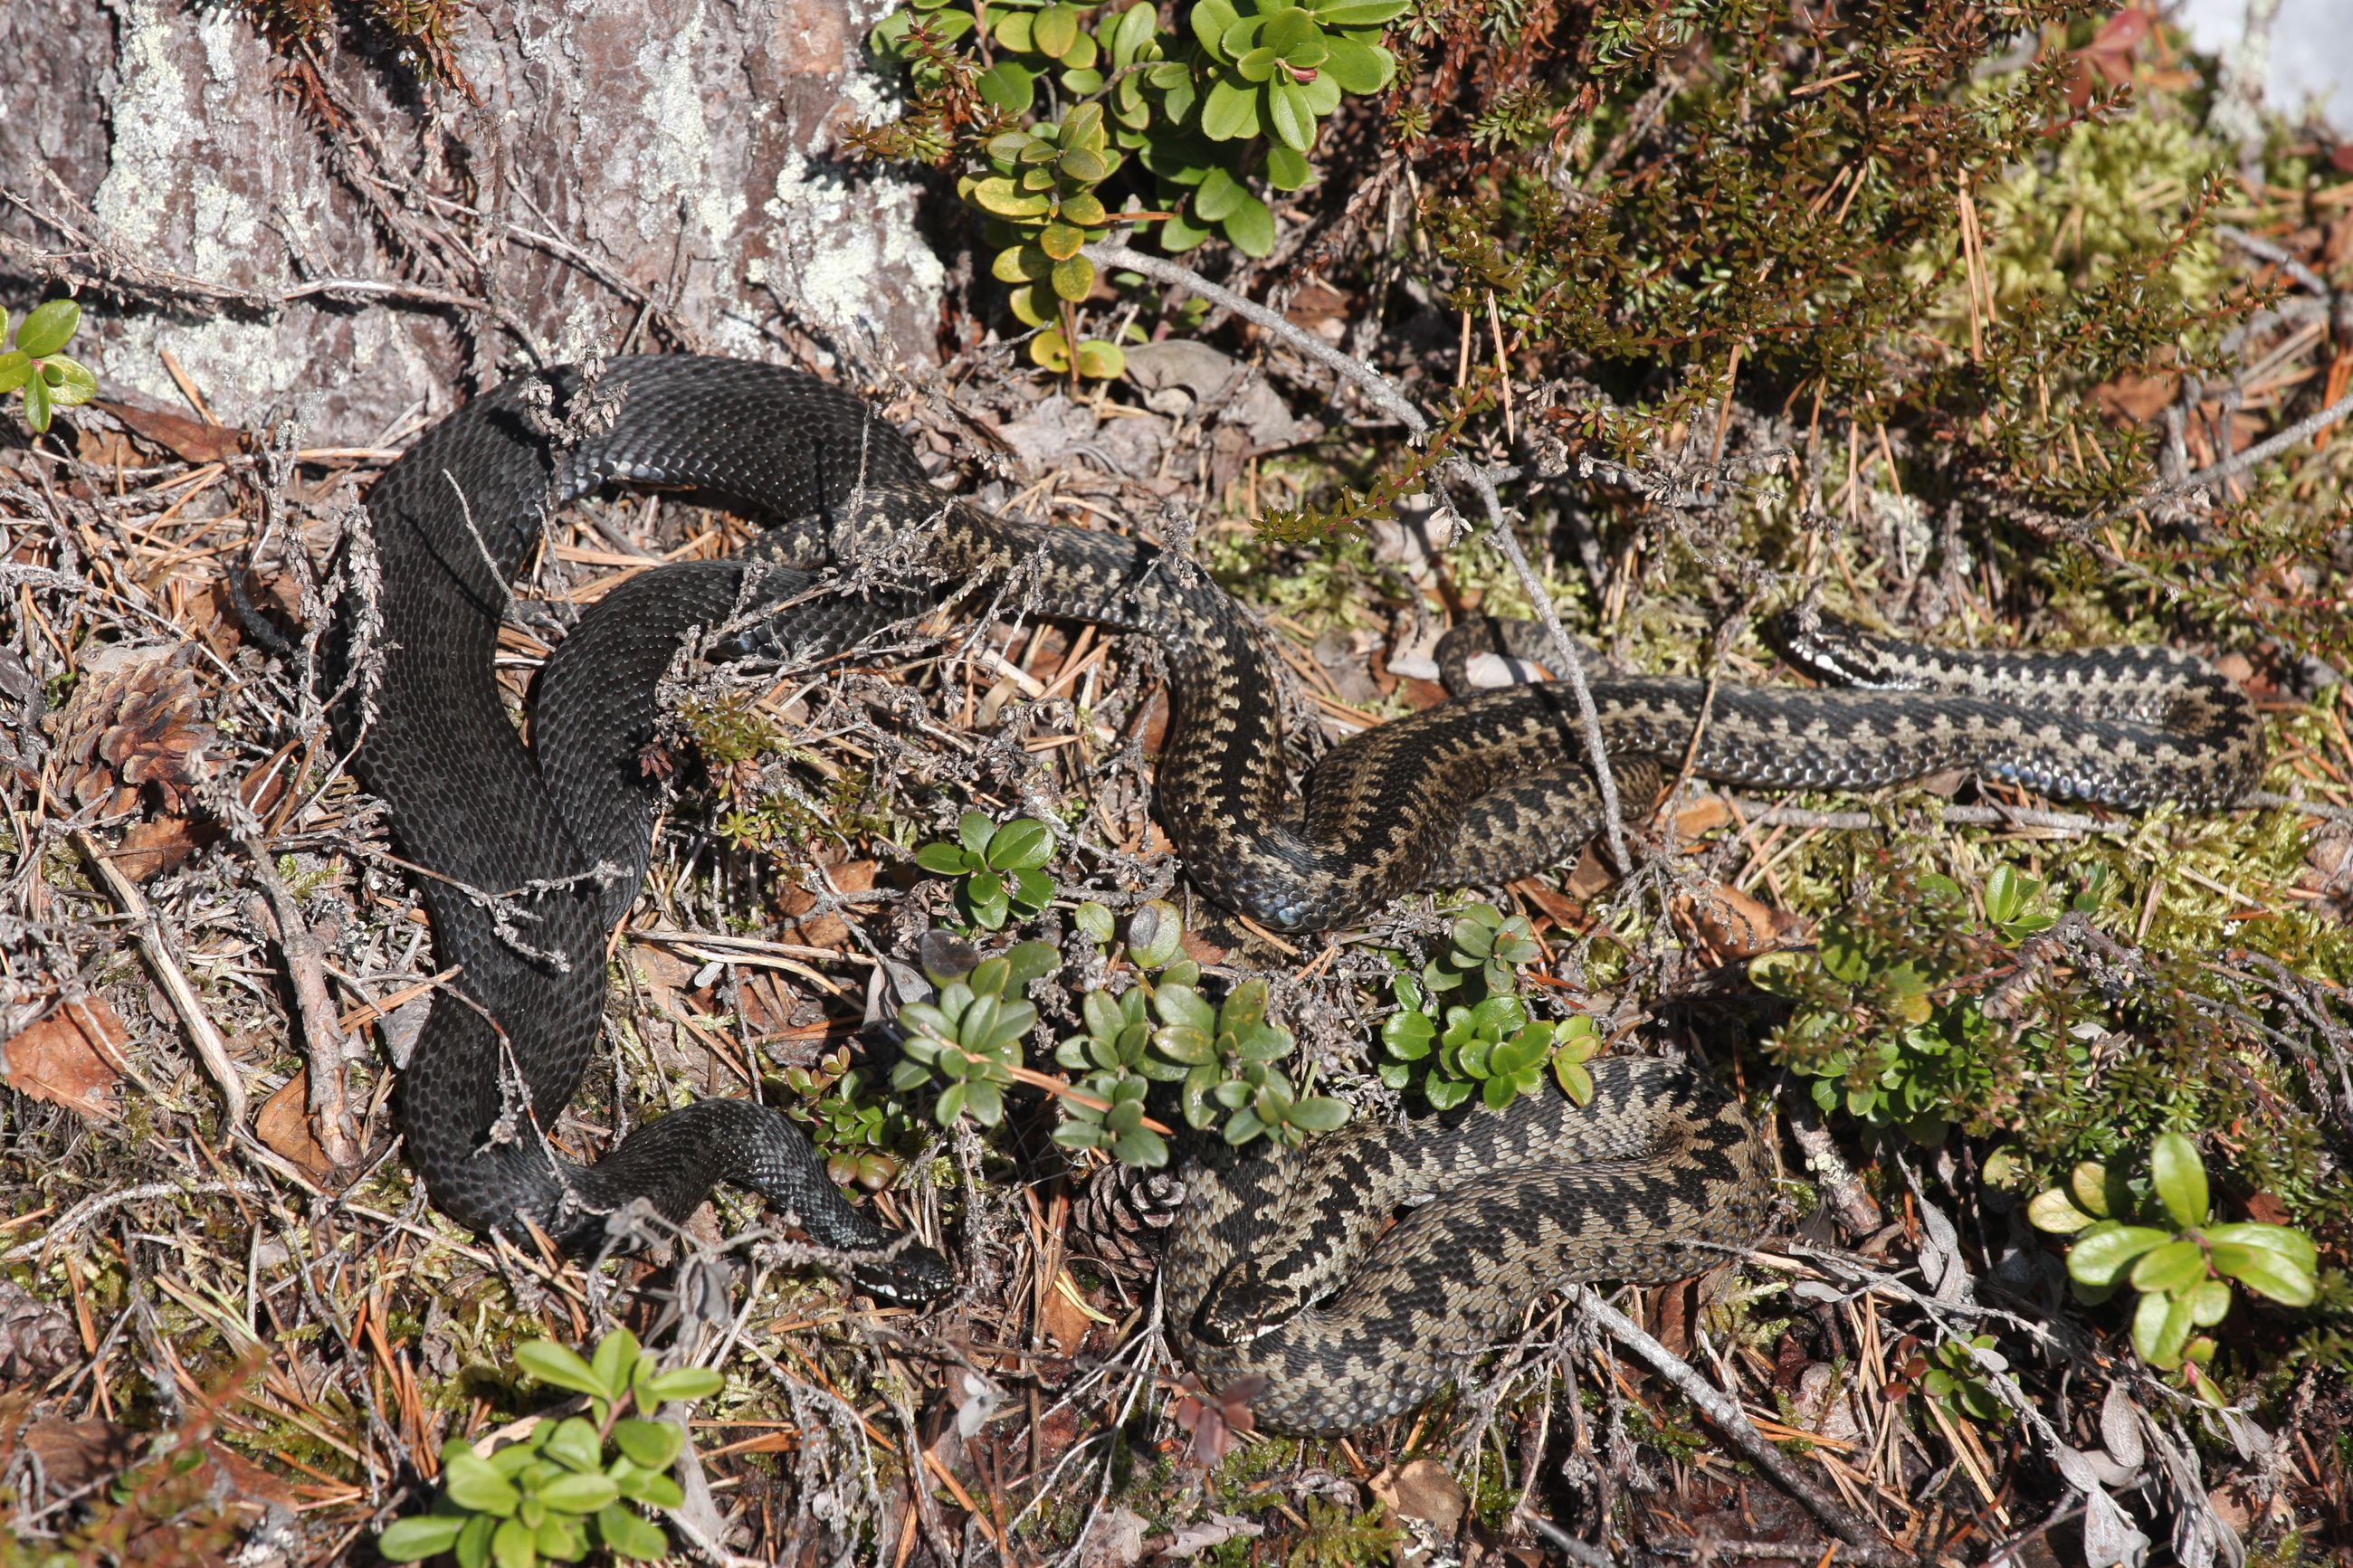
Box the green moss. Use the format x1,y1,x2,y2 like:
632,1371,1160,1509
1965,106,2230,310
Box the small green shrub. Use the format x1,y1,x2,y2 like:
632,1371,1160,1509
891,939,1059,1126
1421,902,1541,1004
377,1329,721,1567
1381,982,1596,1112
2029,1132,2320,1399
865,0,1405,373
1916,1335,2009,1426
1377,903,1596,1111
967,104,1132,376
914,811,1057,930
0,300,94,433
782,1047,919,1189
1752,865,2120,1143
1053,899,1345,1159
1053,984,1172,1164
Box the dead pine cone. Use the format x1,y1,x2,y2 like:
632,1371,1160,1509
1067,1161,1187,1278
0,1280,80,1389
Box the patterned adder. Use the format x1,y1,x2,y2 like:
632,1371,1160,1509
337,355,2263,1428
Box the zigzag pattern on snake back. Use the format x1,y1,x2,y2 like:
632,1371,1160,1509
338,355,2263,1428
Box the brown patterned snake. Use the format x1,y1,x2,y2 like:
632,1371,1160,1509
338,355,2262,1430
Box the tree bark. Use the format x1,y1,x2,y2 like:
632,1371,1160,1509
0,0,947,440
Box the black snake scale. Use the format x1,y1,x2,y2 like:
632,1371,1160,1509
341,354,2262,1428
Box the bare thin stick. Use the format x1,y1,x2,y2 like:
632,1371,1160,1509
75,832,248,1133
2244,788,2353,824
1085,242,1634,870
2,1180,250,1265
2101,383,2353,529
241,885,363,1170
1579,1289,1916,1567
1087,242,1423,426
2215,224,2333,299
2176,383,2353,492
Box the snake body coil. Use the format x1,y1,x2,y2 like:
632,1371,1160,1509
345,356,2262,1427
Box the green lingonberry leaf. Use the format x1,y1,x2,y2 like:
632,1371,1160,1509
2148,1131,2209,1230
380,1516,470,1561
610,1420,681,1471
514,1342,608,1403
2066,1224,2174,1288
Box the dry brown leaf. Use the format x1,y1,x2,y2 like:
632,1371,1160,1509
780,859,879,948
631,946,703,1013
94,398,247,465
1178,926,1229,967
1369,1458,1467,1533
106,815,207,882
22,1416,142,1493
1,997,127,1120
72,423,146,470
2243,1191,2292,1226
22,1413,296,1516
1036,1270,1104,1353
1675,880,1809,963
255,1070,339,1182
1283,280,1354,345
1647,1277,1696,1356
1563,844,1613,898
1510,878,1586,931
2066,5,2150,107
1674,796,1737,837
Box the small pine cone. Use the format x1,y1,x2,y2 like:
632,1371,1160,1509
1069,1163,1187,1278
59,650,214,815
0,1280,79,1389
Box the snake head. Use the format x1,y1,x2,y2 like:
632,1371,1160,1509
851,1241,957,1307
1766,608,1910,689
1191,1259,1311,1347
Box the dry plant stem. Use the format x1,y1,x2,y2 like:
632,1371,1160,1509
1086,241,1633,871
1780,1093,1884,1236
2099,383,2353,528
2245,788,2353,824
0,1179,251,1265
657,1401,763,1568
1577,1288,1916,1568
239,873,364,1169
73,832,247,1133
1005,1061,1176,1136
1089,242,1426,426
2215,224,2334,299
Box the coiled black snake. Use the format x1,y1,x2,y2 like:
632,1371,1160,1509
338,355,2262,1427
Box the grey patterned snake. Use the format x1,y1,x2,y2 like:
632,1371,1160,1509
338,355,2262,1427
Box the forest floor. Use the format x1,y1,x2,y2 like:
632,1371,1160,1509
7,12,2353,1568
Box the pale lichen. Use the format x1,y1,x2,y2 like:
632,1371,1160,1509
634,2,750,252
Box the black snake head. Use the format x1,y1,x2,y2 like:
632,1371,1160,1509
850,1242,958,1307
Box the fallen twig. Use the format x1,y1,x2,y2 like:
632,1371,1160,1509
1,1179,252,1265
74,831,247,1133
1578,1288,1918,1567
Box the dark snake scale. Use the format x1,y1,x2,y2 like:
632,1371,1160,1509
339,355,2264,1429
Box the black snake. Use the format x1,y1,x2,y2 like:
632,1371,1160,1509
339,354,2263,1428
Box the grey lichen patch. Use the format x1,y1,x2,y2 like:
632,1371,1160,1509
751,149,944,367
633,1,749,252
86,0,300,417
93,0,202,258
